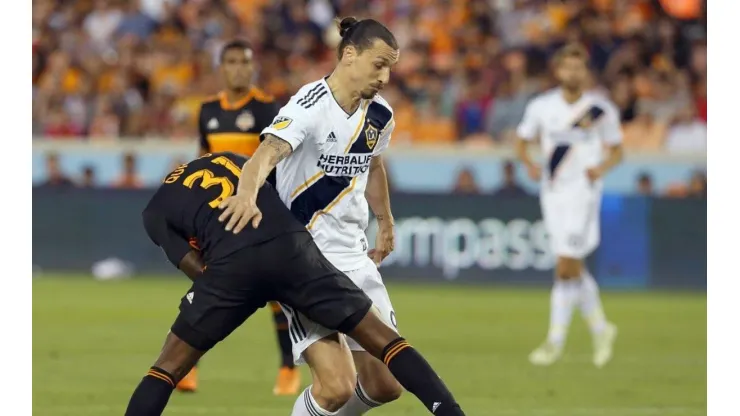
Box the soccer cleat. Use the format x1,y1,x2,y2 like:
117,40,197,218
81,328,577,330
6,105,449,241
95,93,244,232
176,367,198,393
528,342,563,366
272,366,301,396
593,322,618,368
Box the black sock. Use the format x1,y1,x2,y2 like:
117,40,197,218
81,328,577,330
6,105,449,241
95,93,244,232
272,302,294,369
125,366,176,416
382,338,464,416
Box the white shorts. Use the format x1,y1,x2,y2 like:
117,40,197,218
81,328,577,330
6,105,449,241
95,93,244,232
280,256,398,365
540,188,601,259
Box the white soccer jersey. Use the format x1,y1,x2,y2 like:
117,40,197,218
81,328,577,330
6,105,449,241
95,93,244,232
261,78,394,271
517,88,622,193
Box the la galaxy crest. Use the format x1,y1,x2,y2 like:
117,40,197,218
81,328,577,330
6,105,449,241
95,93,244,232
235,111,255,131
365,124,379,150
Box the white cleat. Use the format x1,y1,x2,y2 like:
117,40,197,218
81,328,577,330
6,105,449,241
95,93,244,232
593,322,618,368
528,342,563,366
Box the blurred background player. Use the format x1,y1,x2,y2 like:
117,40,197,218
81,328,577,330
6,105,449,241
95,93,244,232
218,16,409,416
515,43,623,368
178,39,300,396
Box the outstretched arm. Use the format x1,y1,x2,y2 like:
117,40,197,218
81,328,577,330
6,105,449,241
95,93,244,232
218,134,293,233
235,134,293,195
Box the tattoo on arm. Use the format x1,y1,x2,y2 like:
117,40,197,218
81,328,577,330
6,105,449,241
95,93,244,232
262,134,293,166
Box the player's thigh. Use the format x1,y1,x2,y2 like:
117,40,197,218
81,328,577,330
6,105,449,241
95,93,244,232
302,333,357,402
171,267,267,352
345,261,399,352
541,191,597,261
270,233,373,335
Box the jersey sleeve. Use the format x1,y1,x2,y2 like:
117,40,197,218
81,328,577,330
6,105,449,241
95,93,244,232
198,104,209,152
516,99,540,141
142,208,192,269
260,96,315,151
373,117,395,156
599,102,623,145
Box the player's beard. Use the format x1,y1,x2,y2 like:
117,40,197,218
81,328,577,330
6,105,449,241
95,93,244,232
561,79,583,95
360,88,378,99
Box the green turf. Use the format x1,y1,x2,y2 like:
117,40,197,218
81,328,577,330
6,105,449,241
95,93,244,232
33,276,706,415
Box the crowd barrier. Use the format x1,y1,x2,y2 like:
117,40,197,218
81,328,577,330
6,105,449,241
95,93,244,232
32,188,706,290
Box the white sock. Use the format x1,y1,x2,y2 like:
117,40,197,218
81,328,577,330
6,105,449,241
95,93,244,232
546,279,579,348
334,376,383,415
291,386,339,416
579,270,608,335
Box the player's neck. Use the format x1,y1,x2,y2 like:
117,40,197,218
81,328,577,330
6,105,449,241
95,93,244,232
326,72,362,114
560,87,583,104
224,87,251,103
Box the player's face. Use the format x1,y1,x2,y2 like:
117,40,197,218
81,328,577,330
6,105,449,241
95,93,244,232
353,40,399,99
556,56,588,91
221,48,254,91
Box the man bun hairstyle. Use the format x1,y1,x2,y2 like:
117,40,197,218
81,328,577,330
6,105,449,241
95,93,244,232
336,16,398,59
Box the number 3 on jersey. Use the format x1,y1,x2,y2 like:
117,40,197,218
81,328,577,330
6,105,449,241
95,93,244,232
173,155,243,208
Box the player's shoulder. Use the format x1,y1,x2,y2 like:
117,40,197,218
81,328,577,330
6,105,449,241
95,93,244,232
367,94,394,129
530,88,561,106
370,94,393,114
250,86,275,104
585,90,619,114
199,94,222,112
287,79,331,113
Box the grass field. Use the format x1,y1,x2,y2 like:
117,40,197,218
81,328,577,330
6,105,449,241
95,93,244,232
33,276,706,416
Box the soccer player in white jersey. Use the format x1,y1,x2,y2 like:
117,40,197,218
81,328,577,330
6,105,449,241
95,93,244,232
516,43,623,368
218,17,465,416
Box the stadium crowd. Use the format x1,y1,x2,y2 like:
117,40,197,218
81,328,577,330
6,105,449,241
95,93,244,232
32,0,706,153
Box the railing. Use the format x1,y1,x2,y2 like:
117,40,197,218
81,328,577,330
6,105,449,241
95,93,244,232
32,138,706,194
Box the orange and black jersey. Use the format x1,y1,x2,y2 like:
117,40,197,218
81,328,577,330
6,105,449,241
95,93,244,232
198,88,279,157
142,152,306,268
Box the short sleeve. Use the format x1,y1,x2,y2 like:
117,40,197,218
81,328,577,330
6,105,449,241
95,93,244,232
373,117,394,156
516,100,540,141
142,208,192,268
260,94,316,151
599,103,623,145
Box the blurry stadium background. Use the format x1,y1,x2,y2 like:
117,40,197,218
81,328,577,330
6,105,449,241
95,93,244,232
32,0,707,415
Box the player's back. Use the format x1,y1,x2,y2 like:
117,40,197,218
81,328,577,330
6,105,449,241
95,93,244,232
144,152,306,263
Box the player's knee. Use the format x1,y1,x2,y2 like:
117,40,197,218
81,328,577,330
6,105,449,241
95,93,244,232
313,374,356,410
364,377,402,403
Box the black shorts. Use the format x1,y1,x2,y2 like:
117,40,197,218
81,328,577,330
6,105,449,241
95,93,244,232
171,232,372,351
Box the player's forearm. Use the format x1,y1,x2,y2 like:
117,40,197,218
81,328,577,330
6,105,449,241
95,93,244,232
366,157,394,224
598,144,624,174
237,134,292,194
515,139,535,168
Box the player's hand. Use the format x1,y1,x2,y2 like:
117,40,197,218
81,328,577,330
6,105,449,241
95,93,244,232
218,194,263,233
369,220,395,266
526,164,541,181
586,166,604,183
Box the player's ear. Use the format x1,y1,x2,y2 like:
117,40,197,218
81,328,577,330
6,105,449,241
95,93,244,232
342,45,358,65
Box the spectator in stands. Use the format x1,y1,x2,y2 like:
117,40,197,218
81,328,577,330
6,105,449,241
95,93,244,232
665,105,706,153
493,160,530,198
636,172,654,196
39,153,74,188
79,165,97,188
112,152,143,189
30,0,706,153
687,170,706,198
452,167,480,195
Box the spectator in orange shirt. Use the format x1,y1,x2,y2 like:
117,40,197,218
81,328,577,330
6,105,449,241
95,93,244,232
112,153,144,189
